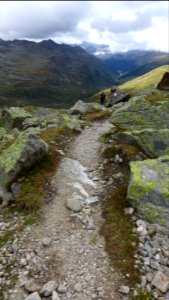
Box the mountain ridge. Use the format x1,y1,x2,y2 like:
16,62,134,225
0,39,117,108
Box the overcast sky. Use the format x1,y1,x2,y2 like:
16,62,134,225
0,1,168,52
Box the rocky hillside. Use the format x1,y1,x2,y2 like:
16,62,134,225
0,39,117,108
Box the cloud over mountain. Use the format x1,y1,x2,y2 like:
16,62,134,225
0,1,168,52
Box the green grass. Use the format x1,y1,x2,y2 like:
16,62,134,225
130,289,153,300
100,140,141,286
100,185,139,285
81,110,112,122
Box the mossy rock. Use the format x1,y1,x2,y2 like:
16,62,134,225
58,114,81,131
0,107,32,131
109,97,169,130
0,127,6,140
0,128,48,189
70,100,106,115
127,156,169,228
22,117,40,130
113,129,169,158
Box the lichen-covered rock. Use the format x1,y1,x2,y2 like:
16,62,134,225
127,156,169,228
113,129,169,158
0,128,48,191
0,127,6,140
70,100,105,115
22,117,40,130
0,107,31,131
109,97,169,130
70,100,89,115
58,114,81,131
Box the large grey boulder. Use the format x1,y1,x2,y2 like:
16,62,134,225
70,100,106,115
109,97,169,130
127,156,169,228
106,87,130,107
70,100,89,115
0,128,48,203
0,107,31,131
113,129,169,158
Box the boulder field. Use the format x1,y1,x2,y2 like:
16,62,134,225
109,91,169,228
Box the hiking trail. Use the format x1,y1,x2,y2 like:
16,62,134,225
8,120,125,300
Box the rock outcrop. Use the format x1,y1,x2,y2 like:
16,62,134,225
127,156,169,228
0,129,48,203
106,87,130,107
113,129,169,158
109,92,169,228
0,107,31,131
109,97,169,130
70,100,107,115
157,72,169,91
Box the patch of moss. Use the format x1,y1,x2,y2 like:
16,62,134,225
130,289,153,300
0,229,14,248
100,185,139,285
81,110,111,122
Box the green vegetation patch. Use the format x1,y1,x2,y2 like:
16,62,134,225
119,65,169,94
100,141,139,286
100,184,139,285
81,110,112,122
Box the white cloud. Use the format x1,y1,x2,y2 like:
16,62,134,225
0,1,168,52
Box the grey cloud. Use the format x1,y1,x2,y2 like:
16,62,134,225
91,10,153,33
0,1,91,39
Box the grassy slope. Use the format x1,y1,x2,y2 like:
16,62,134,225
120,65,169,92
88,65,169,102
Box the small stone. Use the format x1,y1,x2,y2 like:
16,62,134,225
20,258,27,266
152,272,169,293
52,291,60,300
24,278,41,292
25,292,41,300
66,198,82,212
124,207,134,215
74,282,83,292
57,284,67,293
41,238,52,247
41,281,57,296
146,273,153,283
119,285,130,294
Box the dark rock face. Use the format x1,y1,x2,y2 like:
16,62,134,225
157,72,169,91
106,87,130,107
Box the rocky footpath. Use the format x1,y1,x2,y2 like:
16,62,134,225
0,121,126,300
0,89,169,299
